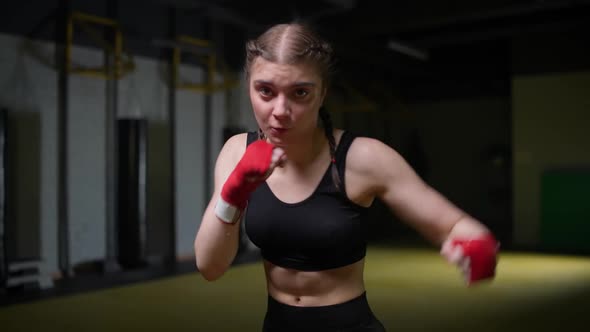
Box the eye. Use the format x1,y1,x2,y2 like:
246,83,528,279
258,86,274,97
293,89,309,98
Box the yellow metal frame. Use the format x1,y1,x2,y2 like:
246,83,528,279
173,35,238,93
67,12,134,79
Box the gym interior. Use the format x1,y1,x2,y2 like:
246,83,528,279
1,1,589,331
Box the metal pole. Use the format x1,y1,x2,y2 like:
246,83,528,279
104,0,121,273
0,109,7,290
56,0,71,278
167,7,178,265
203,19,213,208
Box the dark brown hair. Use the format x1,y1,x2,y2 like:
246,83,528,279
247,23,341,190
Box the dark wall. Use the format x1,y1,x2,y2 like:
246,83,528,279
0,0,239,67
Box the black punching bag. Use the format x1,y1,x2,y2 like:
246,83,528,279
117,118,148,268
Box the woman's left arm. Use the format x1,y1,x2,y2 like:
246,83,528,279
348,137,499,283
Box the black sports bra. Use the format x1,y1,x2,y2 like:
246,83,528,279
244,131,370,271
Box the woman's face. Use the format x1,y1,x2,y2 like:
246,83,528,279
249,57,326,147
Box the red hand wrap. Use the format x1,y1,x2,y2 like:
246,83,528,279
452,233,499,284
221,140,275,210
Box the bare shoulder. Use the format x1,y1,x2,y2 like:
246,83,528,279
222,132,248,156
215,132,248,173
345,135,413,195
347,135,405,172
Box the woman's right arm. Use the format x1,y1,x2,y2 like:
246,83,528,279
194,133,246,281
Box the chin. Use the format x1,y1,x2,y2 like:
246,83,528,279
266,133,290,147
267,136,288,147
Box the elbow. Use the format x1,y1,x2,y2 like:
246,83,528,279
194,245,228,281
193,235,233,281
201,271,224,282
196,260,227,281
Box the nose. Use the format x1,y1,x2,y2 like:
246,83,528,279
272,95,290,117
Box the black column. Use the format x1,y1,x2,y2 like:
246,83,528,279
104,0,121,273
0,109,6,289
166,7,177,266
203,19,213,208
117,119,148,268
55,0,70,278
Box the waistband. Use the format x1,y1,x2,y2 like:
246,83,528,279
265,292,375,329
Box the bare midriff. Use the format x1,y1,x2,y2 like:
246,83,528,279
263,258,366,307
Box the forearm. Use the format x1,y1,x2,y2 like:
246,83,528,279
193,136,276,281
194,208,241,281
444,215,491,244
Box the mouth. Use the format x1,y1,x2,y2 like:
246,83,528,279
269,127,288,135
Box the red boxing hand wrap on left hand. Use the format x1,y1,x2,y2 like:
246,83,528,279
452,233,499,284
221,140,275,210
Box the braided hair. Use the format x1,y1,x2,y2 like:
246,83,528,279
247,23,341,190
319,106,341,190
245,23,335,84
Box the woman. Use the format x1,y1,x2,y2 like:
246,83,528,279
194,22,499,331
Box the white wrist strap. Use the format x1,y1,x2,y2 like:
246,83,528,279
214,196,242,224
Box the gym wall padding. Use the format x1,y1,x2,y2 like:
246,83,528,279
540,169,590,253
146,121,173,261
512,70,590,249
6,111,41,261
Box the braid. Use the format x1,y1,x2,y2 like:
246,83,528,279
257,128,265,140
302,42,332,57
319,106,341,191
244,24,336,85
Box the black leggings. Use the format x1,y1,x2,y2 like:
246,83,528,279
262,292,386,332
